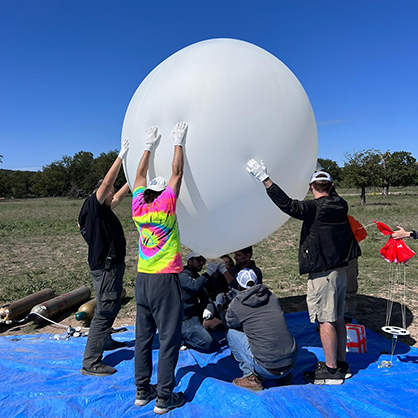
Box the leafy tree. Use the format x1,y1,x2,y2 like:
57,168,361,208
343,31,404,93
68,151,94,193
33,160,71,196
91,150,126,191
380,151,417,195
343,149,383,205
317,158,343,184
0,169,12,197
8,171,36,198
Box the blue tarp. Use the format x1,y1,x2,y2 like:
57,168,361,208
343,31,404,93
1,312,417,417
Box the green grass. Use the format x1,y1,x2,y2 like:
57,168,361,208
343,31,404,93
1,190,418,344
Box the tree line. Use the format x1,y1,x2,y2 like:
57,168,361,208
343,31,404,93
319,150,418,204
1,149,417,204
0,150,126,199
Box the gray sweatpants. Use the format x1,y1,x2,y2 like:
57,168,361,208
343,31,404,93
134,272,183,399
82,263,124,370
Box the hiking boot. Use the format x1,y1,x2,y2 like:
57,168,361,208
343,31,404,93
233,374,264,391
304,362,344,385
103,338,127,351
80,363,116,376
135,384,157,406
154,392,186,415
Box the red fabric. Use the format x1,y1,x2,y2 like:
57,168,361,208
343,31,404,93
348,215,367,243
374,220,394,236
375,220,415,264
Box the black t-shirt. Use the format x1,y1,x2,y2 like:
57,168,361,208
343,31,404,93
78,193,126,270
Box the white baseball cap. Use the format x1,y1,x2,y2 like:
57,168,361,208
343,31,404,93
309,171,332,184
236,268,258,289
186,251,205,262
148,176,168,192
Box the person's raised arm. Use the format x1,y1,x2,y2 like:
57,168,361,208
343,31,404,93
168,122,188,197
246,159,272,189
111,182,130,210
97,139,129,204
133,126,161,190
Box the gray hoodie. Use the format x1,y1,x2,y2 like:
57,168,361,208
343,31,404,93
226,284,297,370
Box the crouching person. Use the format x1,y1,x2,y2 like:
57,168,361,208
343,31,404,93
216,269,297,391
179,252,223,352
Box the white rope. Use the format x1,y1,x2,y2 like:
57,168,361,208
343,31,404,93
29,311,89,331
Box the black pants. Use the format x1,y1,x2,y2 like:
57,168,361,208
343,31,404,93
134,272,183,399
82,263,124,370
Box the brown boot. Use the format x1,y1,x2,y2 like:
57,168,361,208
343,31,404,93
233,374,263,391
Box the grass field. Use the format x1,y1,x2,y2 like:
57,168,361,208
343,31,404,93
1,189,418,346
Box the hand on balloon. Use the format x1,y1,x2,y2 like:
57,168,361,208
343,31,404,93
145,126,161,151
118,139,129,160
172,121,188,147
246,159,269,182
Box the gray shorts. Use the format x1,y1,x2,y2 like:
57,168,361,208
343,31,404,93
306,267,347,323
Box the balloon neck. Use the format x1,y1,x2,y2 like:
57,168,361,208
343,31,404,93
75,312,86,321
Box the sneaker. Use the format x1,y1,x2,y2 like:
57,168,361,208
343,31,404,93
303,362,344,385
233,374,264,391
338,361,352,379
80,363,116,376
103,338,127,351
135,384,157,406
153,392,186,415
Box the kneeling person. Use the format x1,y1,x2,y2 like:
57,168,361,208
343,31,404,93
217,269,297,391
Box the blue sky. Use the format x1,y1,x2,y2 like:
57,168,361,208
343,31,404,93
1,0,417,171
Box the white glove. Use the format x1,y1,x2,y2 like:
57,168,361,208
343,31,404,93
172,121,188,147
118,139,129,160
206,261,219,276
215,293,227,308
145,126,161,151
246,159,269,182
217,258,227,274
202,307,214,320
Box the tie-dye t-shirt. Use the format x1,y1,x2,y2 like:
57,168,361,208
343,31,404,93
132,185,183,274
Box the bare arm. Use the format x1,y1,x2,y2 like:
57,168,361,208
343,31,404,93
97,157,123,204
168,122,188,197
133,126,161,191
263,178,273,189
133,151,151,190
96,139,129,204
168,146,184,197
111,182,130,210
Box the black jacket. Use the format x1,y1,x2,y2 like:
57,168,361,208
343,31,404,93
267,183,361,275
226,284,297,370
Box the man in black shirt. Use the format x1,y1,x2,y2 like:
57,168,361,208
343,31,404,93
246,160,360,385
78,139,130,376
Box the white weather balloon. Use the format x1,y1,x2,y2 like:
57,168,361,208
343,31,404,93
122,39,317,258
